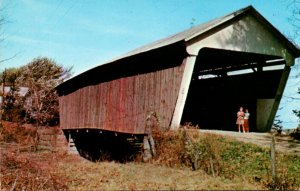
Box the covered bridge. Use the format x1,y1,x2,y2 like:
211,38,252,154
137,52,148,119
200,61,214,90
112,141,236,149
56,6,300,139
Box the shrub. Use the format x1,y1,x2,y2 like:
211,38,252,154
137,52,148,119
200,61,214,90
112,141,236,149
263,168,298,190
290,126,300,140
151,129,186,167
0,121,36,145
183,132,224,176
151,128,226,176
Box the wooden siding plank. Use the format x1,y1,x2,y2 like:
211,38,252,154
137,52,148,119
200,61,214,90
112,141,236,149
95,84,100,127
155,70,161,117
137,74,143,133
160,69,166,128
111,80,116,131
90,85,96,127
102,82,107,129
98,83,104,128
119,78,124,132
99,84,103,127
129,76,135,133
107,81,112,130
84,87,88,127
77,89,82,128
86,86,91,127
134,75,139,133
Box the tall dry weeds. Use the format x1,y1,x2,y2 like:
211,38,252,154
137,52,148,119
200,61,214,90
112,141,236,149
0,121,37,150
151,127,226,176
183,132,225,176
0,121,68,190
1,152,68,191
263,168,298,190
151,129,186,167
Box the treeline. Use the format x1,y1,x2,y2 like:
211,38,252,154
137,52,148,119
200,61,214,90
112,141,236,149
0,57,72,126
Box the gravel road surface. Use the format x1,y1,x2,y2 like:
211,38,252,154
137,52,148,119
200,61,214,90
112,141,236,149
200,129,300,155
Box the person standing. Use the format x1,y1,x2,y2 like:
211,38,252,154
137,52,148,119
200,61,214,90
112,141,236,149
236,107,245,133
244,109,250,133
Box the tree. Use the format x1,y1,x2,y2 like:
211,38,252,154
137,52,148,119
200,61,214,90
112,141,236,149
286,0,300,124
273,115,283,134
284,0,300,125
0,68,21,85
0,68,25,122
16,57,72,126
288,0,300,42
292,88,300,121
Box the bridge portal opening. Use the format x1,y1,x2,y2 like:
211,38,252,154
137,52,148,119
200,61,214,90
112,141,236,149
181,48,285,132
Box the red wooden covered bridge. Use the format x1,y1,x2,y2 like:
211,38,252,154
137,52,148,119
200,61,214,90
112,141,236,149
56,6,300,160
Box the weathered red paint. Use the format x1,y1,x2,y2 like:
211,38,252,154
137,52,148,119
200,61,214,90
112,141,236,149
59,61,185,134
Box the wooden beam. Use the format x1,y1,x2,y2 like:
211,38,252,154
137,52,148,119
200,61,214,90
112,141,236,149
265,65,291,131
197,60,285,76
170,55,197,129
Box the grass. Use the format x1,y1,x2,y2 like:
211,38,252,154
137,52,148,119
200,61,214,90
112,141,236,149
55,157,262,190
214,134,300,187
1,122,300,190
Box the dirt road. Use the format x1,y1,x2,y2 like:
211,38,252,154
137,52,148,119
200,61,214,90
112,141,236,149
200,130,300,155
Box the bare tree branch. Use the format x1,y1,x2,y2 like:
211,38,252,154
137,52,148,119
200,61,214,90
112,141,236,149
0,53,18,63
283,95,300,100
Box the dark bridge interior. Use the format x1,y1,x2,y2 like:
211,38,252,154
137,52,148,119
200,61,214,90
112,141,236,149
65,129,144,162
181,48,285,132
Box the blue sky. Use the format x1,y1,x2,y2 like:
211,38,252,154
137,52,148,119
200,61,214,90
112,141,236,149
0,0,299,128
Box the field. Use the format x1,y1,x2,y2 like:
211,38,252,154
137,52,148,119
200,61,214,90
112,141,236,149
1,122,300,190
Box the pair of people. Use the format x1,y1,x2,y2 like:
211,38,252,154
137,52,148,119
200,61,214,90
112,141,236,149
236,107,250,133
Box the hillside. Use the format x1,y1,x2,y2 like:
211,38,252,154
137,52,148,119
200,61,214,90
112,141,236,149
200,129,300,155
1,123,299,190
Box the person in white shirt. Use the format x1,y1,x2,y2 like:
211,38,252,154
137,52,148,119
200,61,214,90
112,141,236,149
244,109,250,133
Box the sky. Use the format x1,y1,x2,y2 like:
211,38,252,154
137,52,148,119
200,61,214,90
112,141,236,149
0,0,299,129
